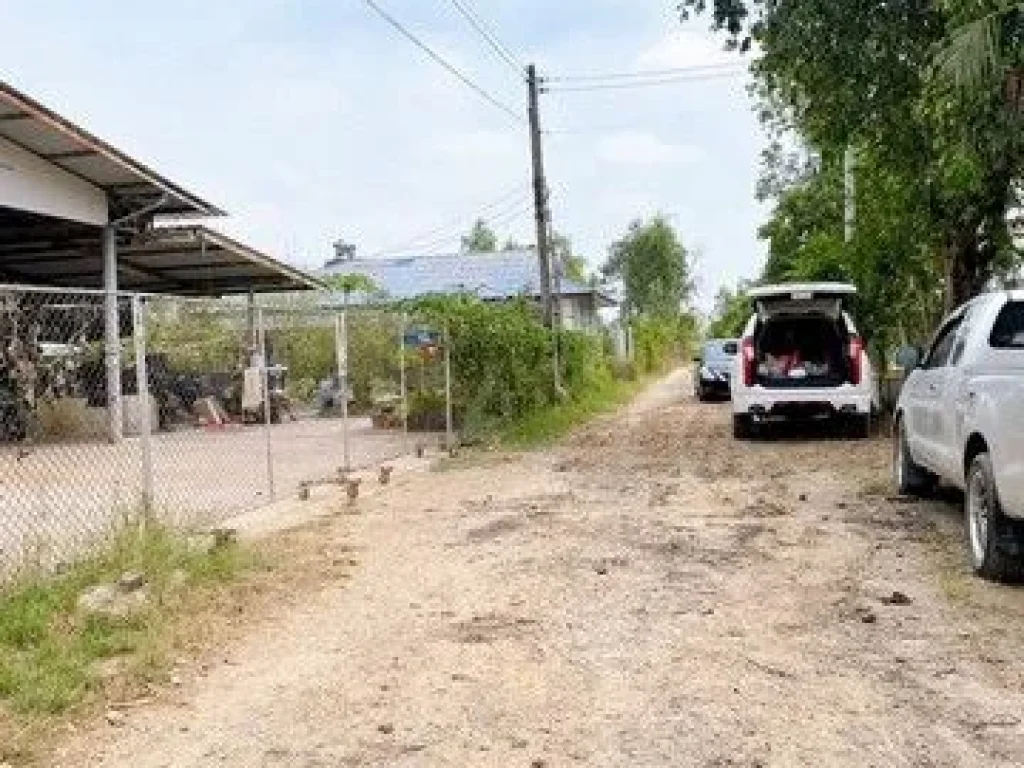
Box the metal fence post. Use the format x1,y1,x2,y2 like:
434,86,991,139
336,310,351,473
399,312,408,454
258,308,275,500
444,321,453,451
132,295,154,517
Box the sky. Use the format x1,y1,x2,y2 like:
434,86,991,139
0,0,771,311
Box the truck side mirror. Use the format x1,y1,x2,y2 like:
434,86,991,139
895,344,921,370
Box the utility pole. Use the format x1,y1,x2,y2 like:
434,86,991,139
527,63,554,328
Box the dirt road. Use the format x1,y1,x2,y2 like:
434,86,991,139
54,370,1024,766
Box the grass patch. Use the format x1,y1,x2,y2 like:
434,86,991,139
0,523,251,722
500,375,643,447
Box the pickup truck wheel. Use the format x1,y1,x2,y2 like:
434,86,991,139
894,420,936,497
966,453,1024,583
732,414,752,440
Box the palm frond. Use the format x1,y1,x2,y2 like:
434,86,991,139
933,2,1024,90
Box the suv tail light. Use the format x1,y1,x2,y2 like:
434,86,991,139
741,337,756,386
849,336,863,385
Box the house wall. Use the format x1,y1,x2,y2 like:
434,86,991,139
0,135,108,225
559,295,599,332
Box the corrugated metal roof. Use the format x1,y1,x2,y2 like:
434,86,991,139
322,250,614,306
0,80,223,219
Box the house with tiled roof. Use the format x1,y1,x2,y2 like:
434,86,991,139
322,246,615,331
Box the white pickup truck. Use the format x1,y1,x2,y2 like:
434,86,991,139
894,289,1024,581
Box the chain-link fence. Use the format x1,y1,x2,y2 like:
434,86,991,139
0,286,429,578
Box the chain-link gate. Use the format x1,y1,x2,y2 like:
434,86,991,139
0,286,143,574
142,296,271,527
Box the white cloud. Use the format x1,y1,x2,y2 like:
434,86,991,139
636,31,736,71
597,133,703,166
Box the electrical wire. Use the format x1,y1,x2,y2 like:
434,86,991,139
545,62,744,83
420,198,535,253
447,0,525,78
374,184,529,254
374,187,533,256
361,0,526,124
544,68,746,93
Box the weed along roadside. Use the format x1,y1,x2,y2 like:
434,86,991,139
0,521,255,762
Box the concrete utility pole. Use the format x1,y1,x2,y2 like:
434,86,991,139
527,63,554,328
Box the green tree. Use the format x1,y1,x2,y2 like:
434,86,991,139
602,216,694,317
551,230,588,284
461,219,498,253
680,0,1024,313
707,282,752,339
325,273,379,301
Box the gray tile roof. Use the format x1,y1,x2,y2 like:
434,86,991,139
322,250,613,306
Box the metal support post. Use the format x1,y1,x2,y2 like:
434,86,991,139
399,312,409,454
103,225,123,443
258,308,275,500
132,295,154,515
444,322,453,452
247,290,257,363
336,311,351,473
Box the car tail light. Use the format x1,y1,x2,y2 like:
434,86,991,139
849,336,863,385
741,337,756,386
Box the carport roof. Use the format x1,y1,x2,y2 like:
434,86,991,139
123,226,324,295
0,216,323,296
0,80,223,218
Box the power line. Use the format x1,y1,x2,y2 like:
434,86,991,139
447,0,525,78
421,200,536,254
545,68,746,93
374,187,532,256
545,62,744,83
361,0,526,124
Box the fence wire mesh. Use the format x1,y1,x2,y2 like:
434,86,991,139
0,288,424,578
144,296,271,527
0,287,142,575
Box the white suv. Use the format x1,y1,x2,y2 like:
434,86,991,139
894,289,1024,581
731,283,876,439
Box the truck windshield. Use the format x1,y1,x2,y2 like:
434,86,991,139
990,301,1024,349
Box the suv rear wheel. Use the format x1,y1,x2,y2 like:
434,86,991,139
966,453,1024,583
732,414,752,440
894,418,936,497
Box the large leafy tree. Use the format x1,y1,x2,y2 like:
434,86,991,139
603,216,694,317
681,0,1024,313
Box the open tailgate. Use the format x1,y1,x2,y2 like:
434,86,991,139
748,283,857,320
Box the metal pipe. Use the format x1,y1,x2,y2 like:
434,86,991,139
109,194,169,228
103,224,123,443
444,322,453,451
399,312,408,454
336,310,351,473
258,308,275,500
132,295,154,514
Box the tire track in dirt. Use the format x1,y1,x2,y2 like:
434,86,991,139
52,369,1024,767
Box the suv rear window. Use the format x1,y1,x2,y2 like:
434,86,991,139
990,301,1024,349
